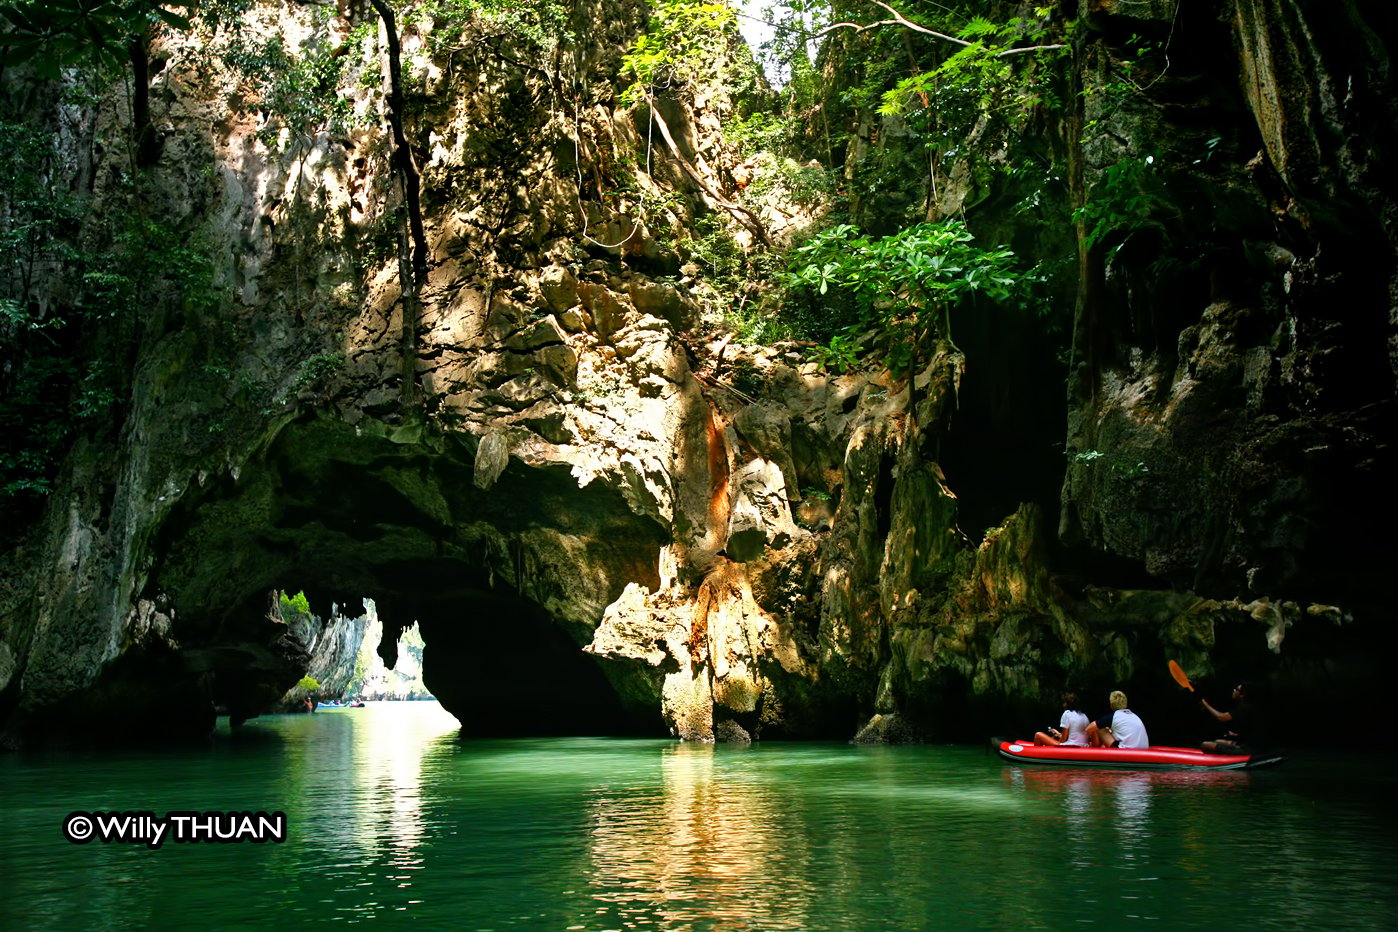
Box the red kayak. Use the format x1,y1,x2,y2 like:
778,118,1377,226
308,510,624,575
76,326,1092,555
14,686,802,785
996,739,1284,771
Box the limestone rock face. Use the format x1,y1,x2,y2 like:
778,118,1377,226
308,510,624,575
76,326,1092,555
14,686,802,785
0,0,1390,747
1062,0,1398,602
280,604,372,705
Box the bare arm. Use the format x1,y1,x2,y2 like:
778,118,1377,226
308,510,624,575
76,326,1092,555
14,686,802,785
1201,699,1234,724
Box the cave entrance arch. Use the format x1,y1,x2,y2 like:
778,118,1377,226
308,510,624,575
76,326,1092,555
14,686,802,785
146,414,668,737
352,571,652,737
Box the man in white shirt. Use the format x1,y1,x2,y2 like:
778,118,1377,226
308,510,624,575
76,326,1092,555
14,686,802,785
1086,689,1150,749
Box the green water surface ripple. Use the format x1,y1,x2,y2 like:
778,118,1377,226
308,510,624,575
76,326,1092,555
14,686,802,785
2,702,1394,930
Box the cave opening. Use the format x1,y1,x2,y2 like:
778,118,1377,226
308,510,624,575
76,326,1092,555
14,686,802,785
415,585,652,737
147,415,669,740
282,575,656,738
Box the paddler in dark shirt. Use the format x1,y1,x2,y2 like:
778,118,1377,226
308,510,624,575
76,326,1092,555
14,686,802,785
1200,681,1258,753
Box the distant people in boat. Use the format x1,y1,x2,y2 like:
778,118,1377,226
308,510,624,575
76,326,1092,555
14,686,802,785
1086,690,1150,749
1034,692,1090,747
1200,681,1258,753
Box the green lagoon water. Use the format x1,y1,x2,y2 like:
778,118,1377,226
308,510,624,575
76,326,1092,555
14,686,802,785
2,701,1395,930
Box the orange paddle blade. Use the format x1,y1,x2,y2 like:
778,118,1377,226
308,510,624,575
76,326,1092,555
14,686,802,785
1168,659,1194,692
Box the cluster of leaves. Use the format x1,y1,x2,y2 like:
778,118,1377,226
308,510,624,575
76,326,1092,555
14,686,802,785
785,219,1030,371
82,212,220,323
621,0,758,105
221,25,360,155
0,213,219,508
878,12,1066,119
1080,31,1166,136
288,349,346,399
759,1,1070,233
0,0,192,78
0,121,82,312
1071,153,1165,255
1071,448,1149,479
1,119,86,510
280,590,312,617
416,0,573,53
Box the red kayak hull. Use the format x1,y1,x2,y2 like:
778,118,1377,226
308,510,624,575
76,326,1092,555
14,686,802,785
996,739,1283,771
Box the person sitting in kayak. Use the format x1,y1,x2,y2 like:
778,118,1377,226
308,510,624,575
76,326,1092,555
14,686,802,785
1033,692,1089,746
1200,682,1257,753
1086,690,1150,749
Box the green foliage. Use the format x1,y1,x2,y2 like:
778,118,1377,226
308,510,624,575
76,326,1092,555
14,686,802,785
0,0,192,78
0,356,70,501
878,14,1064,119
191,0,254,35
785,219,1030,371
280,590,312,617
760,1,1073,232
725,111,793,159
740,153,835,212
1071,154,1164,254
0,120,83,311
296,675,321,691
1070,448,1149,479
687,213,745,281
291,350,345,398
1,116,223,522
80,213,219,323
806,332,861,373
621,0,740,105
677,214,795,344
1,120,80,511
416,0,572,52
221,28,356,154
1080,31,1166,134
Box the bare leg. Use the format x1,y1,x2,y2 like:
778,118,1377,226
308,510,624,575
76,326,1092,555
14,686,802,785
1203,739,1243,754
1034,731,1062,746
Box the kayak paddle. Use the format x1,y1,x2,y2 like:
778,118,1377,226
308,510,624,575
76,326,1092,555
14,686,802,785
1168,659,1194,692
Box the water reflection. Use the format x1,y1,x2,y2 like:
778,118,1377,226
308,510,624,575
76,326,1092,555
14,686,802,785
4,715,1397,931
1004,765,1259,922
583,743,812,930
268,701,461,918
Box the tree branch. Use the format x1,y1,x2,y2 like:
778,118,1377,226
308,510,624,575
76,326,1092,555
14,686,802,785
866,0,970,46
369,0,428,407
644,93,773,249
369,0,428,284
803,1,1063,58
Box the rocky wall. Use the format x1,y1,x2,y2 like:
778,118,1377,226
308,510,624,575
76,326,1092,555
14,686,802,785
1,0,1392,748
1062,0,1398,595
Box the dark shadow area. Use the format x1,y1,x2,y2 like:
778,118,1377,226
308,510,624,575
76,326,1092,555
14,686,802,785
417,588,656,737
942,302,1068,542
